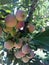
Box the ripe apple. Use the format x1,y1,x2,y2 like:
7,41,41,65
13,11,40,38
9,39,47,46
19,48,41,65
5,14,17,27
22,56,29,63
15,10,26,21
14,50,25,59
16,21,25,29
27,50,34,59
4,40,14,50
14,39,23,49
27,23,35,33
0,27,2,36
22,44,30,54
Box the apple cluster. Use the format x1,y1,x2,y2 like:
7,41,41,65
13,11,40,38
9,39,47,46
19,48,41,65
0,10,35,63
4,39,35,63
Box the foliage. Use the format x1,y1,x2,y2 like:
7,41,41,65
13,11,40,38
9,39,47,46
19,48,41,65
0,0,49,65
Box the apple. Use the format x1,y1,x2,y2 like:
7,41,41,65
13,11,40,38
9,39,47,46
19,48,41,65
15,10,26,21
14,39,23,49
16,21,25,29
22,56,29,63
27,50,34,59
0,27,2,36
14,50,25,59
4,40,14,50
5,14,17,27
22,44,30,54
27,23,35,33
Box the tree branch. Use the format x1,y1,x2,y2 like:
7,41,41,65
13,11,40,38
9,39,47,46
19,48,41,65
26,0,38,23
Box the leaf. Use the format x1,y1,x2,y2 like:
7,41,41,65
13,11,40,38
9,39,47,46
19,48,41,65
33,29,49,50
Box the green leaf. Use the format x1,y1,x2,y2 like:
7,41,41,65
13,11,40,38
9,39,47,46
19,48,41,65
33,29,49,50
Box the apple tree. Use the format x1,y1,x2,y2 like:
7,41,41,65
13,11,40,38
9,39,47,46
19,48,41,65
0,0,49,65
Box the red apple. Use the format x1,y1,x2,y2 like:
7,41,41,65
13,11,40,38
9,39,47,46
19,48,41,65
5,14,17,27
4,40,14,50
14,39,23,49
14,50,25,59
16,21,25,29
22,44,30,54
27,23,35,33
22,56,29,63
15,10,26,21
27,50,34,59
